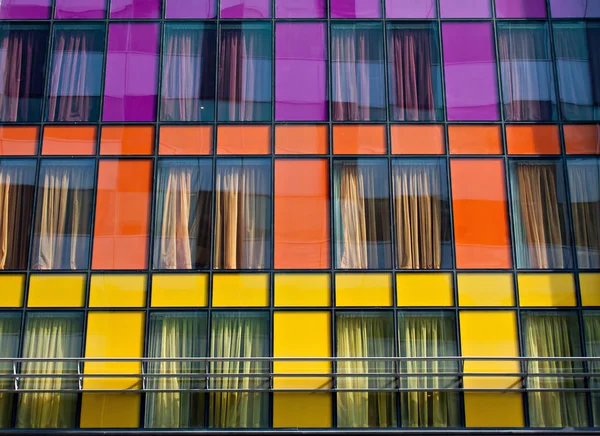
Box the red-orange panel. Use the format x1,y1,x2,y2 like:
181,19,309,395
275,125,328,155
564,124,600,155
158,126,212,155
92,160,152,270
449,125,503,155
391,125,445,155
506,125,560,155
451,159,512,269
100,126,155,155
42,126,96,155
275,159,330,269
333,125,386,155
217,126,271,155
0,127,38,156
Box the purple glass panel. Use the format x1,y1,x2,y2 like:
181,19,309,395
550,0,600,17
166,0,217,18
55,0,106,18
385,0,436,18
331,0,381,18
495,0,547,18
0,0,51,19
103,23,159,122
276,0,325,18
276,23,327,121
110,0,160,18
440,0,491,18
220,0,271,18
442,22,500,121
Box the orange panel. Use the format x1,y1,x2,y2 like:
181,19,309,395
451,159,512,269
0,126,38,156
92,160,152,270
449,125,503,155
275,159,330,269
333,125,386,155
275,125,328,155
159,126,212,155
100,126,155,155
506,125,560,155
564,125,600,155
42,126,96,155
217,125,271,155
390,125,445,155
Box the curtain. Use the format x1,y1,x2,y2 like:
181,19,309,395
398,313,458,428
31,162,94,270
588,25,600,117
336,313,396,428
0,27,48,122
214,162,270,269
583,313,600,427
334,162,391,269
0,314,20,428
524,314,588,428
0,161,35,270
16,313,82,429
209,313,268,428
145,313,207,428
332,25,385,121
153,161,212,269
161,24,216,121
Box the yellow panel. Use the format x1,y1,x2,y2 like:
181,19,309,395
274,274,330,307
89,274,147,308
518,273,576,307
274,393,332,428
212,274,269,307
396,273,453,307
464,393,524,428
336,273,392,307
458,273,515,307
151,273,208,307
80,393,140,428
27,274,86,307
580,273,600,306
0,274,24,307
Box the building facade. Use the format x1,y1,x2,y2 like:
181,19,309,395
0,0,598,431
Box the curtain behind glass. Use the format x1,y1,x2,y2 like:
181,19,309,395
0,313,21,428
584,312,600,427
153,160,212,269
31,161,95,270
16,313,83,429
588,24,600,118
209,312,268,428
523,313,588,428
0,160,36,270
336,313,396,428
146,312,207,428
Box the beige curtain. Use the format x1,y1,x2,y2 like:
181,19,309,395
398,313,458,427
524,314,588,427
336,313,396,428
392,161,444,269
16,313,82,429
0,313,20,428
209,313,268,428
214,162,270,269
584,312,600,427
145,313,207,428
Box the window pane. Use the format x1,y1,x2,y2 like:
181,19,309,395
218,23,271,122
336,312,396,428
154,159,213,270
387,23,442,121
550,0,600,18
0,312,21,428
496,0,547,17
146,312,208,428
334,159,391,269
331,23,385,122
0,25,49,122
385,0,436,18
55,0,106,18
110,0,161,18
16,312,83,429
214,159,271,269
220,0,271,18
583,311,600,427
276,0,325,18
440,0,491,18
0,0,51,19
331,0,381,18
166,0,216,18
47,24,105,122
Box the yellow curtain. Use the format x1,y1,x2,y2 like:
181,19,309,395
336,313,396,428
584,313,600,427
0,314,20,428
16,313,82,429
209,313,268,428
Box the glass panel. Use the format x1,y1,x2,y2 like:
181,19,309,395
440,0,491,18
220,0,271,18
495,0,547,18
47,24,105,122
166,0,216,18
550,0,600,18
333,159,391,269
55,0,106,18
584,311,600,427
276,0,324,18
218,23,272,122
385,0,436,18
110,0,161,18
161,23,216,122
0,0,51,19
331,0,381,18
0,312,21,428
331,23,385,122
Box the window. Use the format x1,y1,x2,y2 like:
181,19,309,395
31,160,95,270
583,311,600,427
153,159,213,270
0,313,21,428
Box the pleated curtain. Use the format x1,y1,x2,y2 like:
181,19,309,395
0,314,20,428
584,313,600,426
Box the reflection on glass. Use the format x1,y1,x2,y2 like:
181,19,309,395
220,0,271,18
276,0,325,18
166,0,216,18
0,0,51,19
0,312,21,428
583,311,600,427
55,0,106,19
495,0,547,18
331,0,381,18
385,0,436,18
439,0,491,18
110,0,161,18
